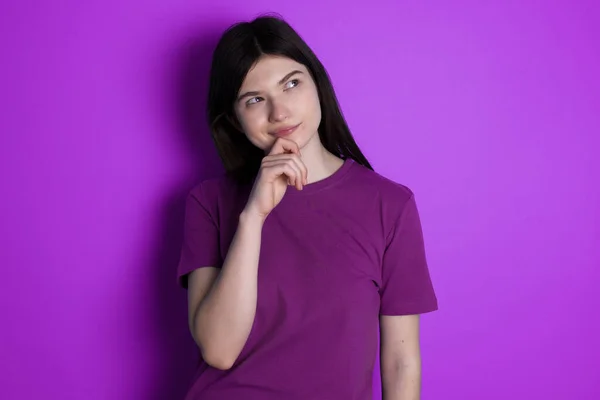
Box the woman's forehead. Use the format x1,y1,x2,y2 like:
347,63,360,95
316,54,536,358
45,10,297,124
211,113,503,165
241,56,307,88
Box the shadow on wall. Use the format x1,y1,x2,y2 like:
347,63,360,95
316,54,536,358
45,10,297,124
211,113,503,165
146,23,230,399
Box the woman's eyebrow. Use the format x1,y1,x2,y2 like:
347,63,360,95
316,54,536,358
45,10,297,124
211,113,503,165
237,70,304,103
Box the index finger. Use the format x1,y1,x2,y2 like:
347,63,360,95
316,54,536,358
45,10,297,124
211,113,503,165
268,137,300,156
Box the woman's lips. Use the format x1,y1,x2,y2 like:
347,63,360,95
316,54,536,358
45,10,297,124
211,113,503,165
271,123,301,137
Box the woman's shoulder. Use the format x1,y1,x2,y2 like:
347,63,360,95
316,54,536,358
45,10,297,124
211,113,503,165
348,161,415,204
187,171,250,207
345,162,422,229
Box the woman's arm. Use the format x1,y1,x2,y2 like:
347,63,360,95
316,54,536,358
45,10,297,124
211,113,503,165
380,314,423,400
185,138,307,371
187,210,264,370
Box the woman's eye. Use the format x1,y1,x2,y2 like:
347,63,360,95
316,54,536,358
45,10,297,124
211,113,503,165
285,79,299,89
246,97,261,106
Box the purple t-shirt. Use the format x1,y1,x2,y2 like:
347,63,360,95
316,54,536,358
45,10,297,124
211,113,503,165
177,158,438,400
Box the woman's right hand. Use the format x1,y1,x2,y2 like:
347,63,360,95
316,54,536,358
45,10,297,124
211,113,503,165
243,137,308,221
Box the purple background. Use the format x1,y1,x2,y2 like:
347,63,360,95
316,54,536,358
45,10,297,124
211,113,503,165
1,1,599,399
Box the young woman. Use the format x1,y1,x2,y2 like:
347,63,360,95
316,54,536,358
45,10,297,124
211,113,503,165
177,15,438,400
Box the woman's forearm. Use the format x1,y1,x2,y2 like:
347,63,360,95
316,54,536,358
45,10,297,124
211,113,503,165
192,210,264,369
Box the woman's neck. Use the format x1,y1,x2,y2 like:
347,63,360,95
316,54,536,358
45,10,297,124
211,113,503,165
298,137,344,184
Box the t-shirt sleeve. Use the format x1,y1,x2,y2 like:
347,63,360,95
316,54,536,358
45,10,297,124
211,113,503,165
177,183,223,288
379,193,438,315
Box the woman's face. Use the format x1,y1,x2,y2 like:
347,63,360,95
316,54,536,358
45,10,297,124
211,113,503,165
234,55,322,152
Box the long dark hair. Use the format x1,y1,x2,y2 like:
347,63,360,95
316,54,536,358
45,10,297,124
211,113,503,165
207,15,373,184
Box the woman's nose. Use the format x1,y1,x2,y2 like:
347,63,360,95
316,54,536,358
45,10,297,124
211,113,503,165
268,99,290,122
